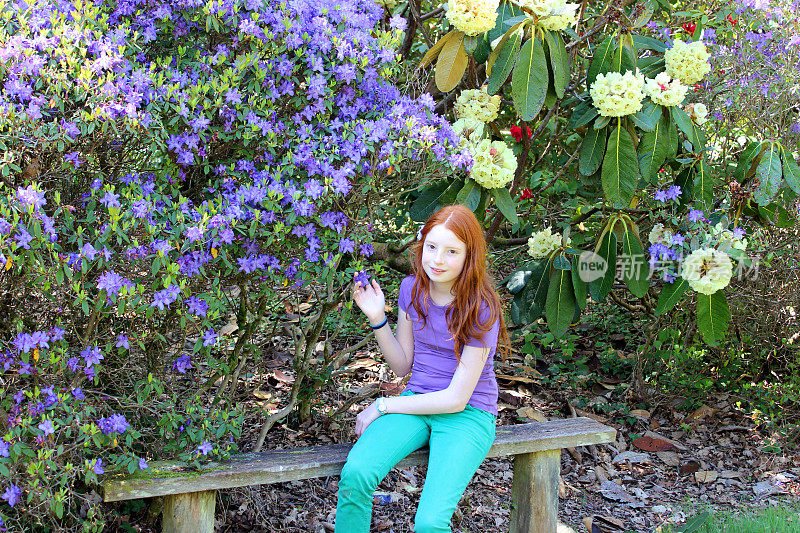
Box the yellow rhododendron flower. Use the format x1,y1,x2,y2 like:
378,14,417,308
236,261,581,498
645,72,688,107
685,103,708,125
454,87,501,123
648,223,674,246
539,3,579,31
446,0,499,36
664,38,711,85
589,70,646,117
681,247,733,295
469,139,517,189
527,227,568,259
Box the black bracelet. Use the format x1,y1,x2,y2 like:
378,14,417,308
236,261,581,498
370,317,388,330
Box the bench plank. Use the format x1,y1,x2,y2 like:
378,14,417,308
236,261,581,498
104,417,615,502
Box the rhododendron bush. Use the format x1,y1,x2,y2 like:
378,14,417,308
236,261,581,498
0,0,458,528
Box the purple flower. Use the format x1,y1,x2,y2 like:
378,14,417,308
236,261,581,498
654,189,668,202
50,327,65,341
733,227,746,239
115,335,129,349
64,151,81,168
173,354,192,373
359,243,374,257
671,233,686,246
14,227,33,250
202,329,217,347
688,209,705,223
100,190,120,209
186,226,204,243
72,388,85,400
0,440,8,458
80,346,104,366
151,285,180,310
16,185,46,210
339,238,355,254
93,458,104,475
185,296,209,316
197,441,213,456
389,15,407,31
38,419,55,435
664,271,677,283
2,484,21,507
665,185,682,201
97,271,128,296
67,357,80,372
81,243,98,260
98,414,130,435
139,458,148,470
354,271,370,287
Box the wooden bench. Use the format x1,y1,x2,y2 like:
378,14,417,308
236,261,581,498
104,417,615,533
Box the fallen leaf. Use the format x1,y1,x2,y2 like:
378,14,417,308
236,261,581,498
496,373,539,384
599,481,642,507
643,431,687,450
695,470,718,483
252,390,273,400
612,451,651,464
719,470,744,479
516,407,547,422
273,369,294,383
679,459,701,475
753,480,787,498
633,436,675,452
688,404,717,421
655,451,680,467
630,409,651,419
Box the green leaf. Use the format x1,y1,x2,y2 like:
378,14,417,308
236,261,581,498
620,231,649,297
410,179,460,221
654,278,689,316
579,127,607,176
435,32,468,92
611,43,635,74
456,178,478,204
492,187,519,226
512,35,549,120
589,231,617,303
546,268,576,337
553,253,571,270
632,36,667,54
602,119,639,208
512,258,552,323
666,113,679,159
696,291,730,347
594,115,611,130
674,512,711,533
487,22,524,94
543,30,568,98
671,106,706,151
571,255,587,309
488,0,523,43
781,146,800,195
587,36,615,88
638,111,670,183
693,158,714,207
754,142,783,206
505,262,537,294
733,141,762,183
569,99,599,129
631,100,662,132
473,34,492,64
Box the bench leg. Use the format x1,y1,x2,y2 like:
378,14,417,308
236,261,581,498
162,490,216,533
509,449,560,533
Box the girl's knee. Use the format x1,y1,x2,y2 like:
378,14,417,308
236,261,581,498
413,509,449,533
338,458,379,496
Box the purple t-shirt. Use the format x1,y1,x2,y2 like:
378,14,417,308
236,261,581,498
397,276,500,416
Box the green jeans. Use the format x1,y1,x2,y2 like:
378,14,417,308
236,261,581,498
335,391,496,533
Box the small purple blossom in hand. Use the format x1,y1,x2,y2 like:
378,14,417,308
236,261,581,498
354,271,370,287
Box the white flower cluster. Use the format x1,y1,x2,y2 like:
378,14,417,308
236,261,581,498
664,38,711,85
681,247,733,295
589,70,646,117
527,227,567,259
684,103,708,125
446,0,499,36
648,223,674,246
452,117,486,146
454,87,501,123
516,0,578,31
711,222,748,251
644,72,688,107
468,139,518,189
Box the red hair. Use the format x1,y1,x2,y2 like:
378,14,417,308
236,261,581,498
409,205,509,362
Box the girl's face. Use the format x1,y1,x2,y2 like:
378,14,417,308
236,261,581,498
422,224,467,291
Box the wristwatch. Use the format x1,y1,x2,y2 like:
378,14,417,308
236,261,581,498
376,397,388,416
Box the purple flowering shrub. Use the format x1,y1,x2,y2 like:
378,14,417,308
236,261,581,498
0,0,461,529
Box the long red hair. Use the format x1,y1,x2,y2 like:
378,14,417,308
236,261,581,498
410,204,509,362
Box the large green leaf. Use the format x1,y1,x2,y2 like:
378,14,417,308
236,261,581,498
638,111,670,183
631,100,662,132
733,141,762,183
620,230,649,297
487,22,524,94
435,32,467,92
492,187,519,226
693,158,713,207
512,35,549,120
754,142,783,206
611,43,635,74
546,268,576,337
543,29,568,98
473,34,492,64
579,127,607,176
569,98,599,129
504,261,538,293
587,36,615,88
671,106,706,152
512,258,552,323
602,119,639,209
589,231,617,303
410,179,460,221
781,146,800,195
696,291,730,347
488,0,522,43
655,278,689,316
631,35,667,53
666,113,679,158
571,255,587,309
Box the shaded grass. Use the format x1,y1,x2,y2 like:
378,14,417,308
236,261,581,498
669,505,800,533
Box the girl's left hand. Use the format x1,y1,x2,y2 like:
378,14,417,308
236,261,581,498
354,401,381,438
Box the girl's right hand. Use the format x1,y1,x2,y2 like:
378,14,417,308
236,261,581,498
353,278,386,325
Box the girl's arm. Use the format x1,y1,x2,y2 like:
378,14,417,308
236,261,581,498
383,344,489,415
353,278,414,377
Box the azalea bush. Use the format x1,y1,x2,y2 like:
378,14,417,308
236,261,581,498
0,0,459,529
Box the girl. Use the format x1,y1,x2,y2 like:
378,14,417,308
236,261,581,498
336,204,508,533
